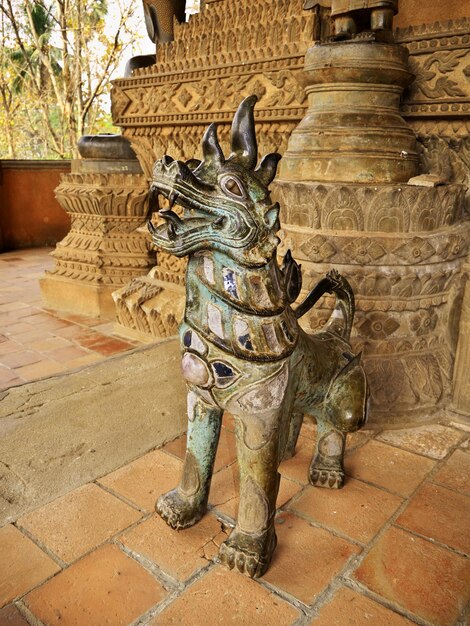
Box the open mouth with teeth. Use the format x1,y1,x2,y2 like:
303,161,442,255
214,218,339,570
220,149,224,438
147,157,256,257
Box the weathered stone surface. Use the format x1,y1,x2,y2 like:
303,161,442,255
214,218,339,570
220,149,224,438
40,169,154,319
273,178,469,426
0,339,185,525
377,424,464,459
279,42,418,184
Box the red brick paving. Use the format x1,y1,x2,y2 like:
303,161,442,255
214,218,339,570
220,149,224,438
0,248,140,390
1,248,469,625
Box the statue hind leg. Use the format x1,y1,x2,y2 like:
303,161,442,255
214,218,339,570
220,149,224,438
309,354,368,489
156,389,222,529
282,410,304,460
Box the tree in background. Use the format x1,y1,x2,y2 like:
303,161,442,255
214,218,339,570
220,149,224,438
0,0,141,158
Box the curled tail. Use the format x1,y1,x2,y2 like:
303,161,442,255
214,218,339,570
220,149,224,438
294,269,355,341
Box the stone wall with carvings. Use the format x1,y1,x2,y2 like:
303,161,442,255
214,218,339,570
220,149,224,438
111,0,314,178
109,0,470,422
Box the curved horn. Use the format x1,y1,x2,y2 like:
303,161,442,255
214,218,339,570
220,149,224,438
229,95,258,170
202,122,224,167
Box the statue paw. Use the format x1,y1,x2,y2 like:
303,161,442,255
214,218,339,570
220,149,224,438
309,467,345,489
156,488,206,530
218,527,277,578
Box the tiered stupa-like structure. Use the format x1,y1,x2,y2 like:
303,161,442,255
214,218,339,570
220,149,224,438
274,5,469,426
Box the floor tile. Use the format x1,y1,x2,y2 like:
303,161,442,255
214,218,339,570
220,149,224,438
432,449,470,495
208,463,239,512
0,303,31,313
291,478,402,544
353,526,470,626
120,513,227,581
263,512,359,604
28,337,72,352
0,604,30,625
14,360,68,381
395,482,470,554
0,341,22,356
18,483,142,563
24,544,166,626
0,524,60,607
64,353,104,368
47,345,90,362
163,427,237,473
2,323,35,336
310,587,414,625
98,448,183,512
344,439,435,497
0,366,20,384
377,424,464,459
87,338,135,356
153,566,300,625
279,435,315,484
0,351,43,369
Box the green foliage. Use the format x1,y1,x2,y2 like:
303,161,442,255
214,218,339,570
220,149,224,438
0,0,141,159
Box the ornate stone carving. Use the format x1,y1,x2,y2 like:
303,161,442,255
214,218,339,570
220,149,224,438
396,18,470,136
107,0,469,426
111,0,315,178
273,178,469,425
40,171,154,318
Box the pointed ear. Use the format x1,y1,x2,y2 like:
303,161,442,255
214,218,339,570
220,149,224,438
264,202,280,230
185,158,201,171
201,122,224,168
255,153,281,186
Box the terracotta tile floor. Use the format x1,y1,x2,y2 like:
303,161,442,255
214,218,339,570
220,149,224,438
1,248,470,625
0,248,141,390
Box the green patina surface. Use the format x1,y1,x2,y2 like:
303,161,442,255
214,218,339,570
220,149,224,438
148,96,369,578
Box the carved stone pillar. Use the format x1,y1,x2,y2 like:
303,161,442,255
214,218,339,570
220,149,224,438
273,181,468,427
40,145,154,319
275,37,470,427
451,259,470,420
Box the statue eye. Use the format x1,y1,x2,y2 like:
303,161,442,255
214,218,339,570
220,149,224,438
222,177,244,197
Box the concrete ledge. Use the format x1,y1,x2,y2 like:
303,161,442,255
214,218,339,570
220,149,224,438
0,338,186,525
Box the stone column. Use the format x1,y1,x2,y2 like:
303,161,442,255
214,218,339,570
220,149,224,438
40,136,154,319
274,39,470,427
452,258,470,420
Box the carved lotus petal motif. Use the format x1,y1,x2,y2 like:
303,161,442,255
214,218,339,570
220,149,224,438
344,239,387,265
300,235,336,262
358,312,400,340
410,309,438,336
393,237,436,263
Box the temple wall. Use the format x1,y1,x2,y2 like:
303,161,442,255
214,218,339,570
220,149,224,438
0,161,71,251
395,0,470,28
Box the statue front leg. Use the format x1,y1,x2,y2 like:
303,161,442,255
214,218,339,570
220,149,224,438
218,413,281,578
156,389,222,529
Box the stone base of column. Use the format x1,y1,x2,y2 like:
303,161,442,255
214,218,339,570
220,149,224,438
40,168,154,320
273,180,469,428
40,275,122,319
112,258,186,340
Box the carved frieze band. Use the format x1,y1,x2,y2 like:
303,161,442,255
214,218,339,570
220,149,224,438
394,18,470,136
48,172,154,286
273,181,467,231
